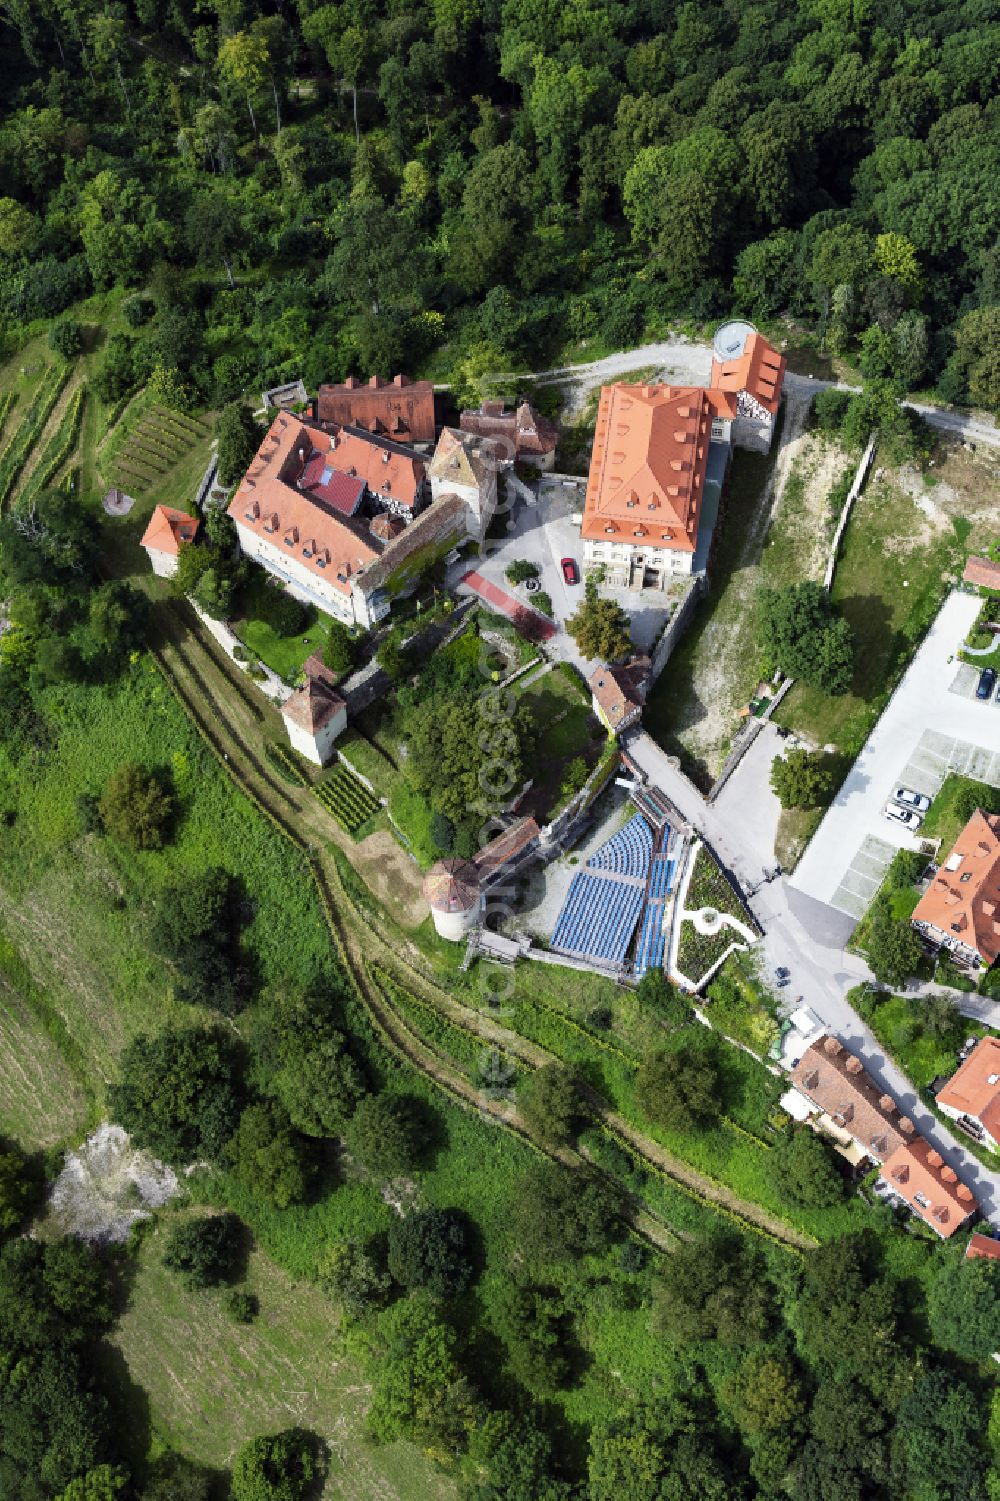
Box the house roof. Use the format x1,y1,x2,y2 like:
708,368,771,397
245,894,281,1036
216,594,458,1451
912,810,1000,964
141,505,199,556
429,427,499,491
227,414,379,598
299,454,366,515
790,1035,912,1160
281,654,346,734
966,1231,1000,1261
356,492,466,598
581,385,715,553
936,1036,1000,1139
325,426,425,511
964,556,1000,590
459,400,558,458
314,374,436,444
370,513,406,542
589,659,650,729
472,817,541,882
710,331,786,416
423,858,480,913
880,1135,977,1238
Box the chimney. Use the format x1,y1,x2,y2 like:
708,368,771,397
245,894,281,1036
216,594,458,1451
928,1150,944,1168
958,1185,974,1202
846,1056,864,1075
345,376,357,389
899,1117,915,1135
892,1164,909,1184
879,1094,896,1113
823,1037,843,1056
942,1167,958,1183
369,375,380,388
393,374,405,386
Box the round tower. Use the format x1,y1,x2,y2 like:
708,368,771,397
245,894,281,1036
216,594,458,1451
423,858,482,941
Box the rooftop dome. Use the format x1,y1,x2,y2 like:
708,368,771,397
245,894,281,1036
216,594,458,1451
423,858,480,913
713,319,757,362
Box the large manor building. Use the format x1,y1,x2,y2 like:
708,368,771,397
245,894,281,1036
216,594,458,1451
580,323,786,590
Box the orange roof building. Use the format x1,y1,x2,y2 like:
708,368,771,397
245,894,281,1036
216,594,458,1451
964,556,1000,591
578,324,785,592
911,810,1000,967
589,658,650,736
936,1036,1000,1149
314,374,436,445
281,653,347,767
966,1230,1000,1261
879,1136,977,1239
140,505,200,578
460,399,558,469
791,1035,913,1161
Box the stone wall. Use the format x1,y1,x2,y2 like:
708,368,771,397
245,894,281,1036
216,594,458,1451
648,573,707,686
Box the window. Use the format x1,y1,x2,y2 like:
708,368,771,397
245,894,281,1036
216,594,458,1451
914,1191,931,1209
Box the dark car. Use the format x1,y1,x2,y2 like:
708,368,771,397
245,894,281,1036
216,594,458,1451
977,667,997,700
561,557,579,585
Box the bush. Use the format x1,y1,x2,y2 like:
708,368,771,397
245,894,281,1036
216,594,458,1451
226,1290,259,1324
123,294,155,328
98,761,173,850
635,1040,720,1132
162,1214,243,1288
387,1207,476,1296
770,750,835,810
517,1064,581,1149
48,319,83,359
812,387,851,434
505,560,540,584
343,1093,430,1178
766,1127,843,1208
231,1430,321,1501
108,1024,241,1165
229,1102,312,1209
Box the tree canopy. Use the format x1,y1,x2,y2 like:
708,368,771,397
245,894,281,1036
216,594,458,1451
758,583,855,694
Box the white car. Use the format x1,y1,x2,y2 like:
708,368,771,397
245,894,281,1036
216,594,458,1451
883,801,923,830
893,786,931,813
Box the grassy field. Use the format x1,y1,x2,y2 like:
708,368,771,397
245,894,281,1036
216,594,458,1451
0,972,89,1147
112,1214,455,1501
516,664,604,818
921,773,1000,855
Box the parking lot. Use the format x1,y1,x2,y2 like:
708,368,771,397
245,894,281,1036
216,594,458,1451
792,590,1000,920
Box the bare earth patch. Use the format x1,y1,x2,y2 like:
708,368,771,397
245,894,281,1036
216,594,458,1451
48,1124,180,1243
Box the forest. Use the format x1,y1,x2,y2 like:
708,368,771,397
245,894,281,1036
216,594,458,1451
0,0,998,409
4,2,1000,1500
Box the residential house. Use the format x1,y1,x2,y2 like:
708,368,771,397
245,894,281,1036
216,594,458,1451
589,658,650,736
911,810,1000,969
936,1036,1000,1149
428,428,499,541
460,399,558,470
228,414,468,630
313,374,436,445
579,325,786,589
963,556,1000,591
879,1135,976,1239
790,1035,913,1161
281,653,347,766
140,504,200,578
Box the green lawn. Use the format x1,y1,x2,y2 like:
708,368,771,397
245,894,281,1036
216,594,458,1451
775,476,964,756
517,664,605,818
232,570,323,681
921,773,1000,855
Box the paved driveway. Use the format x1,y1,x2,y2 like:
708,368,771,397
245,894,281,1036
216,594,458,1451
792,591,1000,919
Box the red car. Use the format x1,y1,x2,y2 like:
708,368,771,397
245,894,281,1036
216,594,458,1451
561,557,579,585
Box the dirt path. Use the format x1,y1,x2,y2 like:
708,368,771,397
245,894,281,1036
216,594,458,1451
10,369,82,507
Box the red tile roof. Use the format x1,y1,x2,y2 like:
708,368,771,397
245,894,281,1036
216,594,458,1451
141,505,199,556
460,400,558,459
964,556,1000,590
582,384,714,554
300,454,366,515
281,652,346,734
472,817,541,881
966,1231,1000,1261
912,810,1000,964
423,858,480,913
710,332,786,415
589,658,650,731
315,375,436,444
227,415,379,599
791,1035,912,1160
936,1036,1000,1140
879,1135,977,1238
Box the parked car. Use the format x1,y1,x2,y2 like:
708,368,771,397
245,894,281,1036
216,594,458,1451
774,966,791,987
561,557,579,585
977,667,997,700
892,786,931,813
883,801,923,830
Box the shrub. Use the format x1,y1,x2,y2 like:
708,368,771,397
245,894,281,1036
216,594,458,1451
635,1040,720,1132
231,1430,321,1501
108,1024,241,1165
387,1207,476,1296
226,1290,259,1324
48,319,83,359
98,762,173,850
344,1093,430,1178
162,1214,243,1288
229,1102,312,1209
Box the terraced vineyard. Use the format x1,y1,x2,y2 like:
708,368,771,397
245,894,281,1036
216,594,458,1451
102,399,211,497
0,364,72,511
314,762,380,834
20,383,87,505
